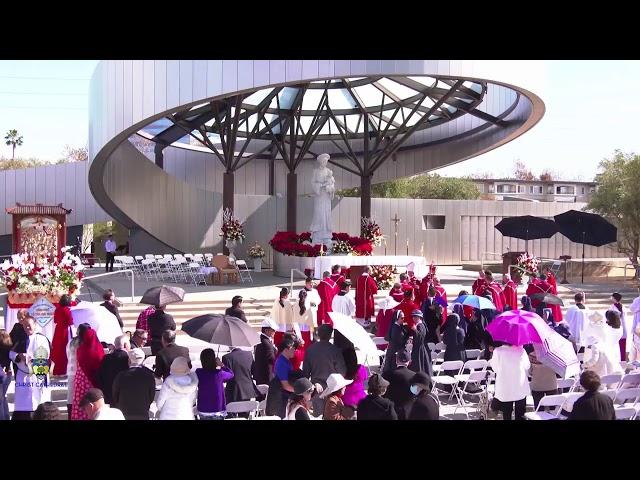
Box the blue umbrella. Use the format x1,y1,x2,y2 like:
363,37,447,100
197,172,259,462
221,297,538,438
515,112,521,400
461,295,496,310
452,295,469,305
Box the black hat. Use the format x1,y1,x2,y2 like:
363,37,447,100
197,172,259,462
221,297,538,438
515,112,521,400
79,388,104,407
396,348,411,364
368,373,390,391
293,377,314,395
411,372,432,391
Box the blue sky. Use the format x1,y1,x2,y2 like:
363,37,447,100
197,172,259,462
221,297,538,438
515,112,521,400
0,60,638,180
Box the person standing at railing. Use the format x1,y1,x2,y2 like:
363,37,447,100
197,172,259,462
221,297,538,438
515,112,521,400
104,234,117,273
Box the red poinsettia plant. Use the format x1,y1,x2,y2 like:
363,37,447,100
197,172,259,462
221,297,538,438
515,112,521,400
270,231,373,257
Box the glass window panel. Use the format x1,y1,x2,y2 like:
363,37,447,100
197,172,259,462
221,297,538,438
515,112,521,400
377,77,421,100
345,114,360,133
302,89,325,111
328,88,357,110
244,88,273,106
352,83,383,108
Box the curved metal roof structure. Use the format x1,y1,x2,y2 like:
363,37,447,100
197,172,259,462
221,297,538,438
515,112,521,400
88,60,545,253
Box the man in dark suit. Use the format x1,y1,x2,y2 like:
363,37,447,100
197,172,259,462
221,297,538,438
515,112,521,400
253,318,278,386
154,330,191,380
98,334,130,405
100,289,123,329
383,349,415,420
112,348,156,420
225,295,248,323
569,370,616,420
148,305,176,355
222,346,262,403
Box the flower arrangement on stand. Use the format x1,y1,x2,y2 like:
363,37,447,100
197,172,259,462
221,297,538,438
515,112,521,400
361,217,384,247
515,252,540,277
221,208,245,243
370,265,394,289
0,246,85,303
247,243,266,272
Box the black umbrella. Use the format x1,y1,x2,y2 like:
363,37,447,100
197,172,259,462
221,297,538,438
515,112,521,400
181,314,261,349
554,210,617,283
529,292,564,306
140,285,185,306
495,215,558,254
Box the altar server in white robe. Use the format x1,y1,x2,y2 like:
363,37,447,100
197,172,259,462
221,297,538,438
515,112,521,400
9,316,52,420
295,277,321,326
332,281,356,318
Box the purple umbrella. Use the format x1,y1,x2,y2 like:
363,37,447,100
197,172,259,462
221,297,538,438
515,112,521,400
486,310,544,346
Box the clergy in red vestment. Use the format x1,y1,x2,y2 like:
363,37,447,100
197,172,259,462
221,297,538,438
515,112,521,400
478,271,505,312
374,297,400,344
431,275,448,324
329,265,345,291
316,271,337,326
543,267,563,321
472,270,487,296
412,277,424,308
51,294,75,376
396,289,420,329
526,274,552,309
501,274,518,311
399,273,414,293
389,283,405,302
355,266,378,322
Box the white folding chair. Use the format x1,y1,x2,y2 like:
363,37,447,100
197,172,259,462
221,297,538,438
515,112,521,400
455,359,488,384
434,342,446,353
464,349,483,360
556,377,579,393
432,360,464,401
226,400,260,419
431,351,446,373
618,373,640,389
235,259,253,283
427,342,436,354
186,262,208,286
614,407,637,420
557,392,583,417
613,387,640,407
600,373,623,390
601,389,617,401
256,384,269,415
145,254,156,260
524,394,567,420
453,370,488,418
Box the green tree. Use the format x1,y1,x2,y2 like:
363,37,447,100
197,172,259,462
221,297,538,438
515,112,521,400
587,150,640,273
4,129,23,160
337,174,480,200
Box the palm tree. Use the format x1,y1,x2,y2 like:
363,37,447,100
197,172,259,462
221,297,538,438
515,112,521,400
4,129,24,160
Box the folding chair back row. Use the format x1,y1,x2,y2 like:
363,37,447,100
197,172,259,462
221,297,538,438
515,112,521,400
226,400,260,419
235,259,253,283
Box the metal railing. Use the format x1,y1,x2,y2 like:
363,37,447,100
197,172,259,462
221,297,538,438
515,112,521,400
84,269,135,303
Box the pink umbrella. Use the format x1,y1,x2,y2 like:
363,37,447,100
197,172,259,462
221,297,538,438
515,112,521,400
486,310,545,346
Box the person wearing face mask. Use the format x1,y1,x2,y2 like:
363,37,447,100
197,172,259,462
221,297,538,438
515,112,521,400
407,371,439,420
285,377,320,420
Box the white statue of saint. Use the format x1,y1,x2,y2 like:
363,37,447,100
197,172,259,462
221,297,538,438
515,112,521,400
310,153,335,250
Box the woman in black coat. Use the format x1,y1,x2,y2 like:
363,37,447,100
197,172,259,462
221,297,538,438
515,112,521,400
383,311,411,375
443,314,466,363
464,309,486,350
357,373,397,420
407,311,432,377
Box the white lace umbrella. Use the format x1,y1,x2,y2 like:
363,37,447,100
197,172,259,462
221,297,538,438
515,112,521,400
328,312,378,357
70,302,123,344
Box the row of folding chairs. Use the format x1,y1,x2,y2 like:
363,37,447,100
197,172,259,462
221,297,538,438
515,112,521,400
113,254,212,286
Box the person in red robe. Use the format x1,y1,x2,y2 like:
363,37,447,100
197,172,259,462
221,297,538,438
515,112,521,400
389,283,405,302
329,265,345,290
374,297,400,347
316,271,337,326
472,270,486,296
525,274,552,310
543,267,563,322
431,275,448,324
355,266,378,323
51,294,75,376
474,271,505,312
396,290,420,329
71,326,105,420
501,274,518,311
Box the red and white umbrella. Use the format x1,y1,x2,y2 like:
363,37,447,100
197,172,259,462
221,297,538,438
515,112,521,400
527,315,580,378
